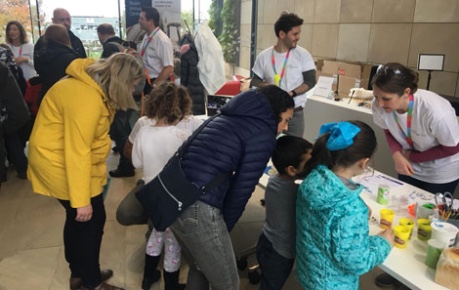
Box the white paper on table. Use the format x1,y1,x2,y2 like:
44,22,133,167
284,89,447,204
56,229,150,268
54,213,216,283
314,76,334,98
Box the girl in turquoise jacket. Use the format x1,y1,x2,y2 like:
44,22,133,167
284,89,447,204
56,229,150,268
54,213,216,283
296,121,393,290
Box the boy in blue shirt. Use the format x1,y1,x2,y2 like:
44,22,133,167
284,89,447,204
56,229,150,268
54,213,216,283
256,135,312,290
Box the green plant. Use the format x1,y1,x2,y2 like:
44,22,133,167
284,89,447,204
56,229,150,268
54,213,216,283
218,0,239,64
208,0,223,38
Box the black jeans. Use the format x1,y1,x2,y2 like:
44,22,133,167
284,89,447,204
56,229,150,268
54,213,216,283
5,132,27,175
256,233,295,290
398,174,459,194
58,194,106,289
109,109,135,173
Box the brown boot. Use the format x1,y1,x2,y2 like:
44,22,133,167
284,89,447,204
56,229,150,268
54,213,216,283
70,269,114,290
80,282,125,290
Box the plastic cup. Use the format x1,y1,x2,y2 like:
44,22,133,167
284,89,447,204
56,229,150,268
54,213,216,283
379,209,395,230
393,225,411,249
377,184,390,205
415,202,436,219
424,239,444,269
417,219,432,241
399,217,415,239
431,221,459,248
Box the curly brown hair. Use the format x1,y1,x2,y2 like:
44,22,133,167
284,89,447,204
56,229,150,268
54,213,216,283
144,83,193,124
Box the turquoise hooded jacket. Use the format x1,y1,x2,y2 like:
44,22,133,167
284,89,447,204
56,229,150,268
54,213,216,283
296,165,391,290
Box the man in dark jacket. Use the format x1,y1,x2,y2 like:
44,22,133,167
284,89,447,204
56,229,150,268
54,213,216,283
96,23,138,178
170,85,294,290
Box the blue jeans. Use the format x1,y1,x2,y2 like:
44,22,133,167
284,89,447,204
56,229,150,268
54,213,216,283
256,233,295,290
170,201,239,290
398,175,459,194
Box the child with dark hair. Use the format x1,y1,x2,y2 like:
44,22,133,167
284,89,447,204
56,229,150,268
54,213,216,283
296,121,393,290
256,135,312,290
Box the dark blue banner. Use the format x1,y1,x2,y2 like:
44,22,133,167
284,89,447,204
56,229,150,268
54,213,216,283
125,0,151,27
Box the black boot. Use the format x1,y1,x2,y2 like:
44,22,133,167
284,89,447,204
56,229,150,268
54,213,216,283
142,254,161,290
163,269,186,290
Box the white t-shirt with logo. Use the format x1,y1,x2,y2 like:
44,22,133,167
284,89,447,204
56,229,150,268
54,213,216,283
252,46,315,108
372,89,459,183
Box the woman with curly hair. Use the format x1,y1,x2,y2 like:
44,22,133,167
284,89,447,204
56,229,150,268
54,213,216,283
131,83,201,290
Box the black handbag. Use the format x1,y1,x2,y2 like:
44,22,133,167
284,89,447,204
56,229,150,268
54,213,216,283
135,114,226,231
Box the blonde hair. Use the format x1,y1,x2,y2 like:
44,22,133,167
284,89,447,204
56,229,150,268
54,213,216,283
86,53,144,110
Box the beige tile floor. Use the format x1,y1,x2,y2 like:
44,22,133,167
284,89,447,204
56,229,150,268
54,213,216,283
0,152,395,290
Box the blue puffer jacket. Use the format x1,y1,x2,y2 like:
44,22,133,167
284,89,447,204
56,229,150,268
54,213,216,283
181,90,278,231
296,165,391,290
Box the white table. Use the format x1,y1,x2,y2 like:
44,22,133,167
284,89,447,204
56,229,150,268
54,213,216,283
258,168,457,290
353,171,457,290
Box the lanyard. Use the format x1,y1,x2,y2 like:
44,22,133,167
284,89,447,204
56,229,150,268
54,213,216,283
271,47,291,86
19,45,23,56
141,27,160,56
392,94,414,148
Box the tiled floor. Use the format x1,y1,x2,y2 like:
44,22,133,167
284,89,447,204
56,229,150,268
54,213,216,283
0,152,393,290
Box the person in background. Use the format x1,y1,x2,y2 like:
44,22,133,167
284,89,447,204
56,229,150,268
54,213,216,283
138,6,174,94
0,62,30,186
5,20,36,80
296,120,393,290
34,8,86,71
371,63,459,287
34,24,80,107
28,53,144,290
0,44,29,180
170,85,294,290
132,83,191,290
251,12,316,138
256,135,312,290
116,90,202,226
96,23,138,178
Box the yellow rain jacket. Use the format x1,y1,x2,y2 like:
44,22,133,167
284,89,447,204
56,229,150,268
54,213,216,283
28,58,114,208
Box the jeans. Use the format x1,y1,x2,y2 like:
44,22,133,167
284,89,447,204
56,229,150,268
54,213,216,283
170,201,239,290
398,175,459,194
287,109,304,138
256,233,295,290
109,109,137,173
58,194,106,289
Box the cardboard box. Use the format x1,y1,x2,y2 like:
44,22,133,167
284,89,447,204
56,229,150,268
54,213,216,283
322,60,340,75
338,75,369,98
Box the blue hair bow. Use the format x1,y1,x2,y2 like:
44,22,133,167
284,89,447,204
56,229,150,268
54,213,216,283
318,122,361,151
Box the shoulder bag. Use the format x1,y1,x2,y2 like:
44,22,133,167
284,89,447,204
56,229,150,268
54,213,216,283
135,114,226,231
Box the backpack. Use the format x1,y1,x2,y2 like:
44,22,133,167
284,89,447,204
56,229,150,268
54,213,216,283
105,41,146,97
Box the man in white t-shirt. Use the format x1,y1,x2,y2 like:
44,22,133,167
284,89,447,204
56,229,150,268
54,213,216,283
251,12,316,138
138,7,174,94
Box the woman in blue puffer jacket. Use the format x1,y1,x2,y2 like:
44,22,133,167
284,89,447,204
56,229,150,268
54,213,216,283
170,85,294,290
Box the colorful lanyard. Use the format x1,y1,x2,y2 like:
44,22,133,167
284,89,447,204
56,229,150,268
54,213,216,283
271,47,291,86
392,94,414,148
141,27,160,57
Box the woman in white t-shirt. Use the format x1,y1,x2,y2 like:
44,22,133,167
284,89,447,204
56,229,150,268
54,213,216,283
371,62,459,288
131,83,202,290
6,21,36,80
